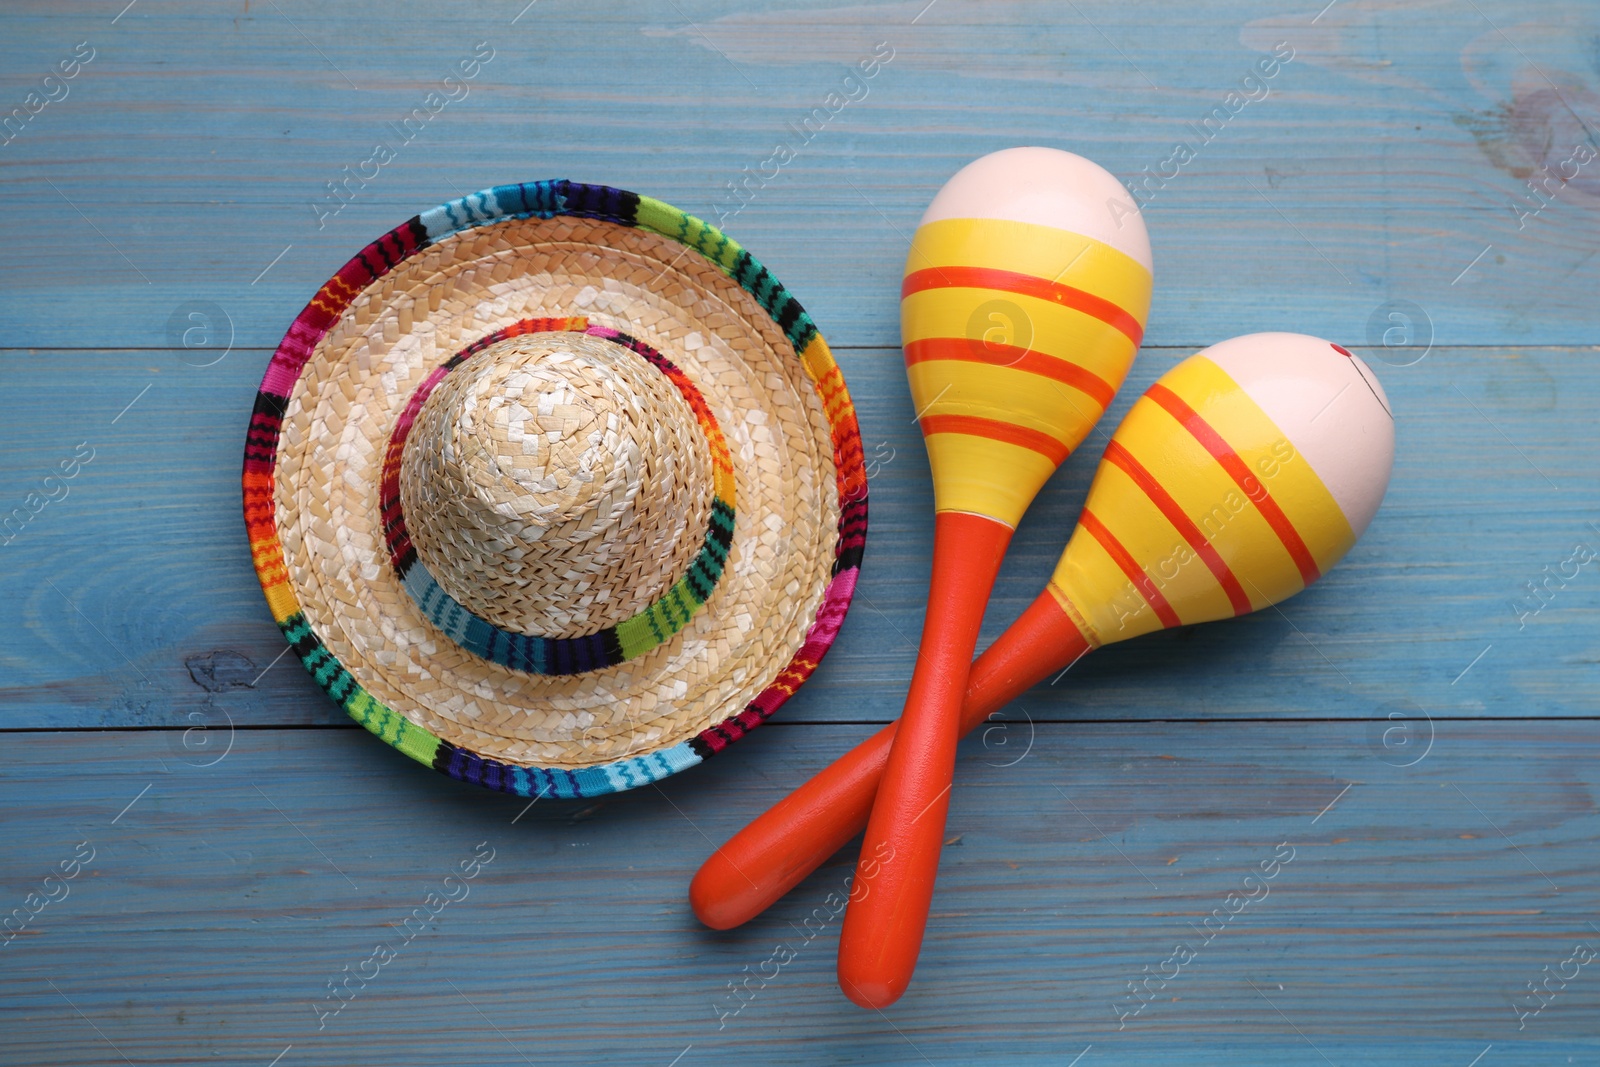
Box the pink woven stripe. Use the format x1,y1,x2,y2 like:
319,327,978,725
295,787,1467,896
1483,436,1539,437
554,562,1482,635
808,567,858,647
261,354,304,397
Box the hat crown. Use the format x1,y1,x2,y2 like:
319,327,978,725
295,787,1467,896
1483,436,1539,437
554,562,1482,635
398,332,713,637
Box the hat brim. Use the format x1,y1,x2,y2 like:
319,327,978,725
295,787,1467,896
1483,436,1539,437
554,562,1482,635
243,181,867,799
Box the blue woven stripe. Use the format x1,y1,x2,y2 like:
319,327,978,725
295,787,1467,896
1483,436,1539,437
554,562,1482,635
417,180,566,240
404,556,620,676
431,734,703,799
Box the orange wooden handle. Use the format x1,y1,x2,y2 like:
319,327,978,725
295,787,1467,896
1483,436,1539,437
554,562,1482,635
690,718,897,931
689,587,1088,931
833,512,1010,1008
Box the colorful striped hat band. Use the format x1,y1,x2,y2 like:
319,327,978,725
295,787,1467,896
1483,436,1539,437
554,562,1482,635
244,181,868,799
380,318,736,676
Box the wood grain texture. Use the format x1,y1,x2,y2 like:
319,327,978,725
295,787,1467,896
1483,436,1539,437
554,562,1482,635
1,344,1595,727
2,724,1597,1065
0,1,1596,349
1,0,1597,1062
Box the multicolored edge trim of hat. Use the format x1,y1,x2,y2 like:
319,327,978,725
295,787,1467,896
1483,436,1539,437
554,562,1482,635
243,180,869,800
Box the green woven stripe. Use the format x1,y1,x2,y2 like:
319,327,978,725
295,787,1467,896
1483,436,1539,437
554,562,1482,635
613,611,657,661
659,589,683,639
345,688,382,730
632,196,685,242
665,583,692,626
683,552,720,599
732,254,777,307
634,196,741,274
303,646,344,692
282,613,443,766
635,196,817,352
609,491,735,661
355,696,440,765
612,559,706,659
280,614,313,646
731,251,818,351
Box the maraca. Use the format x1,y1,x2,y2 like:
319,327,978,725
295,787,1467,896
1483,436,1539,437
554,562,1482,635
693,333,1395,1008
843,147,1153,1009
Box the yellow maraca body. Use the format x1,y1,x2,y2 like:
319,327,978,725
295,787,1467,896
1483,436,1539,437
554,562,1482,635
842,148,1153,1010
692,333,1395,988
1050,332,1393,646
902,149,1154,526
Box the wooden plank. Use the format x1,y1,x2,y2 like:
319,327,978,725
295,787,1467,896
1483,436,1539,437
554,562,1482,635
1,722,1597,1064
3,4,1596,1065
0,0,1596,349
2,345,1596,728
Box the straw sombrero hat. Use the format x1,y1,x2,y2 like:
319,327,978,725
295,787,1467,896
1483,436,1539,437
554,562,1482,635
243,180,867,799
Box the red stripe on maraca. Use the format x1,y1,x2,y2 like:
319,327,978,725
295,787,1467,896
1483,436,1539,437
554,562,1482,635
903,337,1116,409
1145,383,1321,587
902,266,1145,347
1079,507,1182,629
1102,440,1253,617
918,414,1070,465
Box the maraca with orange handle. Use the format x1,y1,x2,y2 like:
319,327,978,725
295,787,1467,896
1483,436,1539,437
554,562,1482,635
694,334,1395,1008
843,147,1153,1010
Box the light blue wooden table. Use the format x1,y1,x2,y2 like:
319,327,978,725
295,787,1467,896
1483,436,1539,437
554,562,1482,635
3,2,1597,1063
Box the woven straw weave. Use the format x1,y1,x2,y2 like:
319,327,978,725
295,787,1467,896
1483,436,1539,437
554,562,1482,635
246,182,867,797
399,330,715,636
